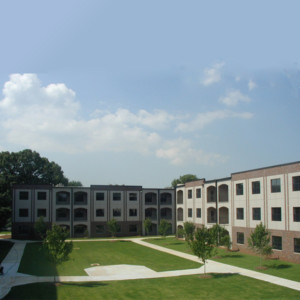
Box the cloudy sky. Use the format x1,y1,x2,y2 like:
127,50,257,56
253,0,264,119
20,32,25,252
1,0,300,187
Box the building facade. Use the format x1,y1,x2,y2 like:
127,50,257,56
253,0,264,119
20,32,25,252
176,162,300,263
12,184,175,239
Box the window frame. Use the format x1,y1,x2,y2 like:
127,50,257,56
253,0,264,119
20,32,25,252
272,236,282,250
271,207,282,222
252,181,261,194
236,183,244,196
236,208,244,220
252,207,261,221
271,178,281,193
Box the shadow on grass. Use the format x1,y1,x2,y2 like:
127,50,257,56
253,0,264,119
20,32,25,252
214,254,245,259
264,263,291,270
210,273,239,279
57,282,107,288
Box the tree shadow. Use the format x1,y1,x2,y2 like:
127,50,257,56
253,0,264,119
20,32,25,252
264,263,291,270
210,273,239,279
215,254,245,259
58,282,107,288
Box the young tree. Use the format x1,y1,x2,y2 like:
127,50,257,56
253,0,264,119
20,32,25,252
34,216,47,239
158,219,171,238
107,218,120,238
248,222,273,268
183,222,195,242
209,224,231,251
189,226,215,275
144,218,152,236
43,224,73,264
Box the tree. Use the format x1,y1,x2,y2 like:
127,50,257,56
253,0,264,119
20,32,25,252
34,216,48,239
144,218,152,236
209,224,231,251
183,222,195,242
158,219,171,238
68,180,83,187
171,174,199,188
0,149,68,227
188,226,215,275
107,218,120,238
43,224,73,264
248,222,273,268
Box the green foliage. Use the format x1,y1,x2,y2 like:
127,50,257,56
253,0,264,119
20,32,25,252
188,226,215,274
0,149,68,227
107,218,120,237
158,219,171,238
144,218,152,236
34,216,47,240
171,174,199,188
176,227,185,239
183,222,195,242
43,224,73,264
248,222,273,267
209,224,231,250
68,180,83,186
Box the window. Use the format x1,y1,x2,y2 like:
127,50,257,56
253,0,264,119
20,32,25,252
19,209,28,217
237,232,244,244
271,178,281,193
236,183,244,195
37,192,47,200
129,193,137,201
96,209,105,217
294,238,300,253
96,192,105,201
293,207,300,222
188,208,192,218
236,208,244,220
129,224,137,233
129,209,137,217
272,236,282,250
188,190,192,199
96,225,105,234
74,192,87,203
196,208,201,218
196,188,201,198
113,208,121,217
113,192,121,201
293,176,300,191
19,191,29,200
252,208,261,220
272,207,282,221
56,192,70,204
252,181,260,194
37,209,46,217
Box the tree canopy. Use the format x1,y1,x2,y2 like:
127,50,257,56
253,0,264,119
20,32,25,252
68,180,83,187
171,174,199,188
0,149,68,228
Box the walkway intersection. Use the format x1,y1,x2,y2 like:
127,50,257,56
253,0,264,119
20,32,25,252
0,238,300,299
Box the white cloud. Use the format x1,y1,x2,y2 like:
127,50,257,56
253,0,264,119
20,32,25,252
0,73,228,167
219,90,251,106
248,79,257,91
201,62,224,86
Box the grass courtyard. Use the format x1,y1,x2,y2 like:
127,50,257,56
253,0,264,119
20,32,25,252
145,237,300,282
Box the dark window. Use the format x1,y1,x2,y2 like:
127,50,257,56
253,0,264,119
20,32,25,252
237,232,244,244
19,209,28,217
272,236,282,250
37,192,47,200
293,207,300,222
96,192,105,201
74,192,87,203
236,208,244,220
74,225,87,234
56,192,70,204
129,193,137,201
113,208,121,217
252,181,260,194
129,209,137,217
37,209,46,217
19,191,29,200
271,178,281,193
196,208,201,218
236,183,244,195
272,207,282,221
96,209,105,217
96,225,105,234
252,207,261,220
293,176,300,191
188,190,192,199
113,192,121,201
129,224,137,233
196,188,201,198
294,238,300,253
75,209,85,219
188,208,192,218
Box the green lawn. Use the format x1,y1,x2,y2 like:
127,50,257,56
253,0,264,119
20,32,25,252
18,240,201,276
145,237,300,282
4,274,300,300
0,240,14,263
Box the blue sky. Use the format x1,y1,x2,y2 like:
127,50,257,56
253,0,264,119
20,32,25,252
0,0,299,187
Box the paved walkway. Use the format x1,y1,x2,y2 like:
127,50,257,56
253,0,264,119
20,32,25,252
0,238,300,299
